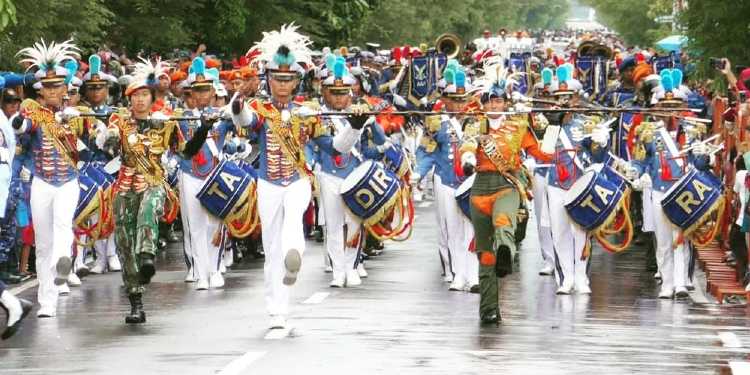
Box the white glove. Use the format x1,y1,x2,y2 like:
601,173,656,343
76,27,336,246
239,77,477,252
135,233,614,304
631,177,643,191
63,107,80,119
514,103,531,113
585,163,604,173
461,151,477,167
591,127,609,147
392,94,407,108
150,111,169,122
638,173,652,189
624,165,640,180
0,147,9,164
691,142,709,156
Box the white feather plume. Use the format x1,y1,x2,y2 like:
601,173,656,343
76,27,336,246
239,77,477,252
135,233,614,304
17,39,80,74
248,23,313,68
473,56,524,93
132,57,172,82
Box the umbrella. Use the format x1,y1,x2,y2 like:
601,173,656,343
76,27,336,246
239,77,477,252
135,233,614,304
655,35,687,52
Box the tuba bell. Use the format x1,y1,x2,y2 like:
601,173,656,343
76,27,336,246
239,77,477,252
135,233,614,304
435,33,461,59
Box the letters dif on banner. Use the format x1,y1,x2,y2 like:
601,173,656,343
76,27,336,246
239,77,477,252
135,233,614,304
355,168,393,210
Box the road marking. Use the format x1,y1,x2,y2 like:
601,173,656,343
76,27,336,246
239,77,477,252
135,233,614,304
8,279,39,295
417,202,432,208
302,292,330,304
729,361,750,375
217,351,267,375
264,328,292,340
719,332,743,348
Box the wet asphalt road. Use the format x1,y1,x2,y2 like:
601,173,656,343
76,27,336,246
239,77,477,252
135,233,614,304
1,202,750,375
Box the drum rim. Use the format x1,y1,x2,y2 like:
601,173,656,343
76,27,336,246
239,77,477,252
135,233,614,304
340,160,376,194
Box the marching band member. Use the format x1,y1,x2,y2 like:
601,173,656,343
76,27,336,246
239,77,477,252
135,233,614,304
231,24,366,329
315,57,386,287
430,62,479,292
177,57,234,290
98,58,194,323
468,61,553,324
543,65,610,295
628,69,710,299
81,55,122,275
13,40,88,317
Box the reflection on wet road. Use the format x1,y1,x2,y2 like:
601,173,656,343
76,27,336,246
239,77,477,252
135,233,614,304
0,204,748,375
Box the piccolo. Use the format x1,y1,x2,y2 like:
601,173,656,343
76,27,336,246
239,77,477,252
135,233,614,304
310,107,702,117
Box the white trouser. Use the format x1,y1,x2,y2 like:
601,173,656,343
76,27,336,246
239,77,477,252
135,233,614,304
434,179,477,285
532,174,555,268
319,173,360,280
31,178,78,310
179,171,221,283
93,231,116,266
652,190,687,290
546,185,588,288
257,178,312,316
434,175,451,275
642,187,655,233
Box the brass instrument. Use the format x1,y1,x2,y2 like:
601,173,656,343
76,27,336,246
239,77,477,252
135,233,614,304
436,33,461,59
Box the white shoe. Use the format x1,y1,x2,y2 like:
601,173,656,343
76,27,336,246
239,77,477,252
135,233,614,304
357,263,368,278
539,265,554,276
90,261,107,274
329,276,345,288
107,256,122,272
283,249,302,286
67,273,81,287
675,286,690,298
0,291,23,326
195,279,209,291
556,282,574,295
442,274,454,283
685,280,695,291
449,278,466,291
745,283,750,292
185,268,196,283
219,262,227,274
324,265,333,273
653,272,662,280
223,251,234,269
576,283,592,295
658,287,674,299
209,273,225,288
269,315,286,329
37,306,57,318
346,270,362,286
58,283,71,296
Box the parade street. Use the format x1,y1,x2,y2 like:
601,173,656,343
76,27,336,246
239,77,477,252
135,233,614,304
0,203,746,375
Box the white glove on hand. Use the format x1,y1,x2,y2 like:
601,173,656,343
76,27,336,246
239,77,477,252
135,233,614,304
591,127,609,147
151,111,169,122
691,142,709,156
638,173,652,189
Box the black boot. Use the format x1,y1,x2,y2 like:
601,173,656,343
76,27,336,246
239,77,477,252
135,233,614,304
125,294,146,324
480,309,501,326
495,246,513,278
138,254,156,285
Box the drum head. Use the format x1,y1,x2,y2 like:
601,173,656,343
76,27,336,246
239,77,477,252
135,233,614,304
340,160,374,194
454,174,476,198
563,171,595,206
664,168,694,198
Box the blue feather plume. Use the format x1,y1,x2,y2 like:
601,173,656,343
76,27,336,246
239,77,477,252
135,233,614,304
455,70,466,88
0,76,6,91
446,59,459,71
191,57,206,76
660,69,673,91
88,55,100,76
556,65,569,83
325,53,336,72
444,68,455,85
542,68,553,85
333,58,345,80
65,60,78,84
671,69,683,89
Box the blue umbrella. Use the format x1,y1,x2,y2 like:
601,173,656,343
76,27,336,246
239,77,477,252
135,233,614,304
655,35,687,52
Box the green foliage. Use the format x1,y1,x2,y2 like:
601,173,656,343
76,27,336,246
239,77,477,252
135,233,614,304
0,0,570,70
581,0,672,46
680,1,750,76
352,0,570,47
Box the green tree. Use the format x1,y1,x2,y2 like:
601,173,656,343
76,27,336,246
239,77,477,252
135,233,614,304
0,0,112,70
581,0,672,46
680,1,750,70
